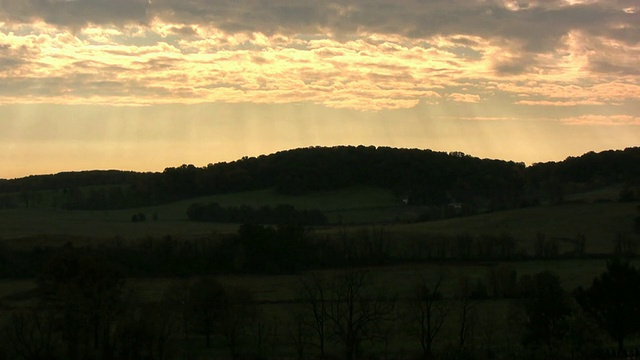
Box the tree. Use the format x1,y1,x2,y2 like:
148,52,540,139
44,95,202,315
518,271,572,356
161,279,193,340
300,272,329,358
220,288,258,360
114,300,179,360
575,259,640,352
410,275,450,360
5,308,57,360
327,270,395,360
189,277,229,348
39,251,125,360
456,277,486,351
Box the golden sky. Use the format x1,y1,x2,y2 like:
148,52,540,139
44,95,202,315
0,0,639,178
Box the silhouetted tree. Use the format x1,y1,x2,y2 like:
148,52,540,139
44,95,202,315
39,251,125,360
518,271,572,356
161,279,193,341
456,277,486,351
575,259,640,352
189,277,228,348
300,273,329,358
410,275,450,360
220,288,258,360
327,270,395,360
5,308,57,360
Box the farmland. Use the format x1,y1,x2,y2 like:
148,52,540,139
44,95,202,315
0,147,639,359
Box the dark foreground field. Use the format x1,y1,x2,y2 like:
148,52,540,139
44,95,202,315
0,183,639,360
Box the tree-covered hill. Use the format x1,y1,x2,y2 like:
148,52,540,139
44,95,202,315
1,146,638,211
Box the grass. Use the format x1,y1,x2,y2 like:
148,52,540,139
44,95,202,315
0,186,405,241
1,184,637,257
390,201,638,254
0,184,637,358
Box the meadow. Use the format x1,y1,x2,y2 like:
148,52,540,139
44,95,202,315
0,184,638,359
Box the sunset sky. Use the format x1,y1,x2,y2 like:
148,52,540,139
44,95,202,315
0,0,638,179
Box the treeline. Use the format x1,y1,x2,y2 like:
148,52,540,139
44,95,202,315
3,146,639,211
2,248,640,360
0,251,266,360
1,226,631,280
186,202,327,226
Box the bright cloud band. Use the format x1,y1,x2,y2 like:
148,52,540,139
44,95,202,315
0,0,638,112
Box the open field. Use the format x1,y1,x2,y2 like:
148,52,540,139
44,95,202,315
0,186,408,241
390,201,638,254
1,185,637,254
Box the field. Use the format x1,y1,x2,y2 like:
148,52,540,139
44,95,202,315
2,257,634,358
391,201,637,254
0,186,406,242
1,185,636,248
0,184,638,358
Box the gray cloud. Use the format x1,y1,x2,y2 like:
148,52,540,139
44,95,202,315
0,43,34,71
0,0,150,28
589,60,640,76
0,0,636,53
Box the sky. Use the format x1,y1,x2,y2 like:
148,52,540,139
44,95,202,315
0,0,638,179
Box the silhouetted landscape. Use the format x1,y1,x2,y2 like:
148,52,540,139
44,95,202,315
0,146,639,360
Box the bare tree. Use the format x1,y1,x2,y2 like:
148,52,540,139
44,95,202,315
288,312,310,360
327,270,395,360
221,287,258,360
300,272,329,358
5,308,56,360
456,277,485,351
188,277,228,348
410,275,450,360
161,278,193,341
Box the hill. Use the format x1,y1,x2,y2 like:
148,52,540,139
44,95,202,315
2,146,639,214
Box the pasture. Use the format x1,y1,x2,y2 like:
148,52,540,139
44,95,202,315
0,184,638,358
1,185,636,252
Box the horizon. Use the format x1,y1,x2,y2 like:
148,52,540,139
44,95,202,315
2,144,635,181
1,1,639,179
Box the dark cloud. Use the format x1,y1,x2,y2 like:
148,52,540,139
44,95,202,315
589,60,640,76
0,56,26,70
0,43,34,71
493,58,532,75
164,1,638,53
168,26,198,37
0,0,150,28
0,0,637,53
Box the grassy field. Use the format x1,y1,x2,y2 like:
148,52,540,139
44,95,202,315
0,186,407,241
390,201,638,254
1,185,638,258
0,184,637,358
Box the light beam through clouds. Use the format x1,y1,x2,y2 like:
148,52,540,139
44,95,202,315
0,0,638,177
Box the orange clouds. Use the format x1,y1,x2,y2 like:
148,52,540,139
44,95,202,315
562,115,640,126
0,1,637,116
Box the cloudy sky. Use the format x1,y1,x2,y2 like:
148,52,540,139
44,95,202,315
0,0,638,178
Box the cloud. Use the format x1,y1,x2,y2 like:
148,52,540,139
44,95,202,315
447,93,481,103
0,0,150,29
0,1,637,49
516,99,606,106
562,114,640,125
0,1,638,112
